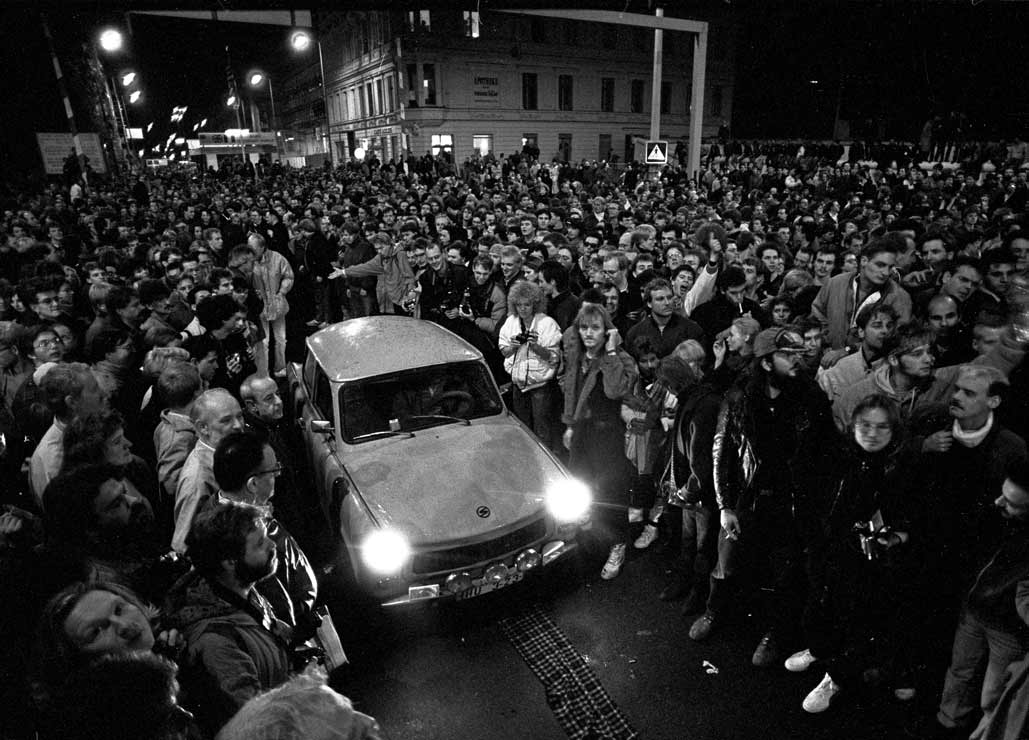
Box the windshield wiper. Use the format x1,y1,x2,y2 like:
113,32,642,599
349,430,416,442
404,414,471,428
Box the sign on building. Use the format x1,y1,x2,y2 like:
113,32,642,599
471,73,500,107
644,140,668,165
36,132,107,175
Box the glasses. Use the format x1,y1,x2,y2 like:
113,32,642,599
34,336,65,348
252,464,284,479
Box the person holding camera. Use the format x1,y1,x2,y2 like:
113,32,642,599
499,281,561,450
788,394,921,713
417,243,469,329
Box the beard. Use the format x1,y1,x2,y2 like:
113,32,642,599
235,549,278,586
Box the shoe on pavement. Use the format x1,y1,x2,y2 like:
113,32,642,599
688,611,717,641
752,632,779,668
659,577,688,602
894,686,917,701
785,648,818,673
634,524,659,549
601,543,627,580
802,672,840,713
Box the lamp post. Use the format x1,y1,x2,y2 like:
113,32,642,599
290,28,333,166
96,28,133,172
248,70,280,161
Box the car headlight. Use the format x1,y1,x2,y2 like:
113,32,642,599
545,478,592,523
359,529,411,575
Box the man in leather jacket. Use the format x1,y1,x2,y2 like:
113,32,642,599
688,327,836,670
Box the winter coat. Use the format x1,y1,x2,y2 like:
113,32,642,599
154,410,197,504
499,313,562,391
713,373,836,519
345,244,416,307
165,571,292,735
559,337,637,426
810,272,913,350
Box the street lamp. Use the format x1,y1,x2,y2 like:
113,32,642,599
226,94,237,108
290,28,333,165
99,28,123,52
247,70,277,134
121,71,136,87
129,90,141,104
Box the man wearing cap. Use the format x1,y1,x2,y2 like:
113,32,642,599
688,327,836,671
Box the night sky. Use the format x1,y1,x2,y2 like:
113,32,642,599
1,1,1027,179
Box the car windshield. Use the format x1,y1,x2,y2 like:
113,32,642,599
340,360,503,442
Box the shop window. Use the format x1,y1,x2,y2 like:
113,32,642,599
472,135,493,156
431,133,453,157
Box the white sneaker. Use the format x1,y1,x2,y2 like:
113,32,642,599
893,686,917,701
634,524,659,549
601,543,627,580
802,673,840,713
785,648,818,672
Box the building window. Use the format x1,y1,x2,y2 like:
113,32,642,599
406,64,419,107
522,73,538,110
598,133,612,160
408,10,431,32
558,133,571,162
472,134,493,156
630,79,645,113
463,11,480,38
709,86,723,117
600,78,614,113
521,133,538,156
661,82,671,115
530,18,545,43
431,133,452,157
375,79,384,115
558,75,573,111
386,76,396,112
423,64,437,106
366,82,375,116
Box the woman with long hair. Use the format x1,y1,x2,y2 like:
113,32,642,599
790,394,922,714
560,304,638,579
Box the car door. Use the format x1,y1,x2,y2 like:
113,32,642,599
300,364,341,525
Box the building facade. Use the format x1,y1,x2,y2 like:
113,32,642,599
299,9,734,167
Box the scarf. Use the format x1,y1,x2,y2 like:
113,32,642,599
952,412,994,448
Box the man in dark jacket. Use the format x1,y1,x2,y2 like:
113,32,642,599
165,502,292,737
626,278,705,359
210,429,317,628
912,461,1029,739
657,343,722,614
689,328,836,670
419,243,469,328
691,266,768,349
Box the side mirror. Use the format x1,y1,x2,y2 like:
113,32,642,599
310,419,334,435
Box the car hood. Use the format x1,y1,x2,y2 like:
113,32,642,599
341,417,567,546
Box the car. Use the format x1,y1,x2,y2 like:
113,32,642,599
287,316,591,606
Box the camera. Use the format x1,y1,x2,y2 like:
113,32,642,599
853,521,895,561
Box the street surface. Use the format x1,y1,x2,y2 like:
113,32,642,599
323,541,933,740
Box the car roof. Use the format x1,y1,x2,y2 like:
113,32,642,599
307,316,484,382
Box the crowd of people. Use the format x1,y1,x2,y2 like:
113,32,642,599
0,137,1028,739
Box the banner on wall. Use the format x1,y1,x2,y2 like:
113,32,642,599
471,73,500,107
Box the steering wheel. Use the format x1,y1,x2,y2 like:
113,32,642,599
425,389,474,417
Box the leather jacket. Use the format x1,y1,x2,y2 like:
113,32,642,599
713,370,835,515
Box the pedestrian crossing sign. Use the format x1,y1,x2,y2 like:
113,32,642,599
644,140,668,165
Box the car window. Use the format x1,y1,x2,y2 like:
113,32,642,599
313,367,335,425
340,361,503,442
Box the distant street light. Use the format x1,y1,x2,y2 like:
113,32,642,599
290,28,332,165
121,71,136,87
226,94,237,107
250,72,264,87
200,118,208,127
290,30,312,52
99,28,123,52
129,90,141,104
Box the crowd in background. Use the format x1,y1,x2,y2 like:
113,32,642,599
0,136,1028,739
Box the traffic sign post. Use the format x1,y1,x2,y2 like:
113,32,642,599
644,140,668,165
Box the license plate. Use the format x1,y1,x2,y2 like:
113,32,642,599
455,570,525,600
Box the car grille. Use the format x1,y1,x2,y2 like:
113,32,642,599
412,518,549,574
